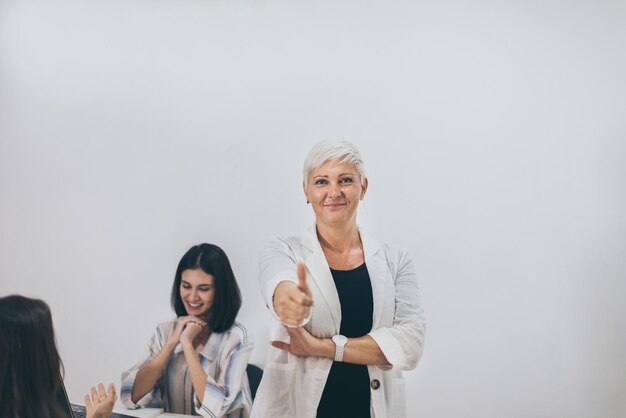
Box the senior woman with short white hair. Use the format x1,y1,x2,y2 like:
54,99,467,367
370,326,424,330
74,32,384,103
251,140,425,418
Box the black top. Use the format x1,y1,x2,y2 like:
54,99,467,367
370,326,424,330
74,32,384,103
316,263,374,418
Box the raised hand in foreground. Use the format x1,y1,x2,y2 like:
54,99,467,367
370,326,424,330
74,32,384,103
85,383,117,418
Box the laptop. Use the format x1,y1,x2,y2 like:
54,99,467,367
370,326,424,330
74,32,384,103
55,377,137,418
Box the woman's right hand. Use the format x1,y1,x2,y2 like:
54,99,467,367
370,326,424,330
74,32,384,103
273,261,313,327
167,316,206,346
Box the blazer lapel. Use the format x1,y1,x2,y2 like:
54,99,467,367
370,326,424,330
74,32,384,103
301,225,342,334
360,228,387,330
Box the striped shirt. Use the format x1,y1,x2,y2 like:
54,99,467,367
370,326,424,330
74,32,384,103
121,320,253,418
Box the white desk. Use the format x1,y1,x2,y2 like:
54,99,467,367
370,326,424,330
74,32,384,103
73,400,197,417
112,408,196,418
111,406,162,418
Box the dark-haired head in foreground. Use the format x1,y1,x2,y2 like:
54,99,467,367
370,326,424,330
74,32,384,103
0,295,64,418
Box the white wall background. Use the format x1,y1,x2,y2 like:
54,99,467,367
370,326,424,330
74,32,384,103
1,1,625,417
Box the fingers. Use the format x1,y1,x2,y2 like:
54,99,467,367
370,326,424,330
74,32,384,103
276,285,312,326
180,320,204,345
291,291,313,308
297,261,309,295
277,303,310,325
273,328,312,357
85,382,116,418
271,340,289,351
90,386,99,404
107,383,117,402
181,315,206,327
84,394,93,410
189,316,206,326
285,326,310,346
184,320,204,329
276,304,308,326
274,263,314,326
173,317,205,339
185,322,203,331
98,383,107,400
276,281,311,306
178,316,204,324
295,262,313,307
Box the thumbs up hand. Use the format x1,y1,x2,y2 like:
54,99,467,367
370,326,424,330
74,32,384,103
273,260,313,327
296,261,310,297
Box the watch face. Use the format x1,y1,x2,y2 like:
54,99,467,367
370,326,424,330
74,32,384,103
333,335,348,346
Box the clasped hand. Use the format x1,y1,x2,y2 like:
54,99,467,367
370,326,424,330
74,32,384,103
168,315,206,347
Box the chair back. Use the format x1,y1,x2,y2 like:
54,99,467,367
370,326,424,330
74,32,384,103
246,364,263,400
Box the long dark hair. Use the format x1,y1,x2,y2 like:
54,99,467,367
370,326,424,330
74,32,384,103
0,295,65,418
171,243,242,333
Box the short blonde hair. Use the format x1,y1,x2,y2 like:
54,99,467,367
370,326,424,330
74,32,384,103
302,139,367,187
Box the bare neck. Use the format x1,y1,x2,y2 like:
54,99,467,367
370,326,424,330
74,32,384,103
316,221,361,254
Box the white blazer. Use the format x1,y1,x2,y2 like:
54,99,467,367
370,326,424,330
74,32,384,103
251,225,426,418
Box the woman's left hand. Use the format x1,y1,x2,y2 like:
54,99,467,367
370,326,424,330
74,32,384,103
180,320,205,347
271,326,327,358
85,383,117,418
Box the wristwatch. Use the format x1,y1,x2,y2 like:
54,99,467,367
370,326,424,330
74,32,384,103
331,334,348,362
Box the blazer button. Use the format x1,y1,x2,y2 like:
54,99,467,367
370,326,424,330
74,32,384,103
370,379,381,390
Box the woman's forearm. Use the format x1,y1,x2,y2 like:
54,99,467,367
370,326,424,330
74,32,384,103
278,326,390,366
182,342,208,404
343,335,390,365
316,335,390,366
131,342,175,403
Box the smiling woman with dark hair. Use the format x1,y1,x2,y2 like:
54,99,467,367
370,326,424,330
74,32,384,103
170,244,243,333
121,243,253,417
